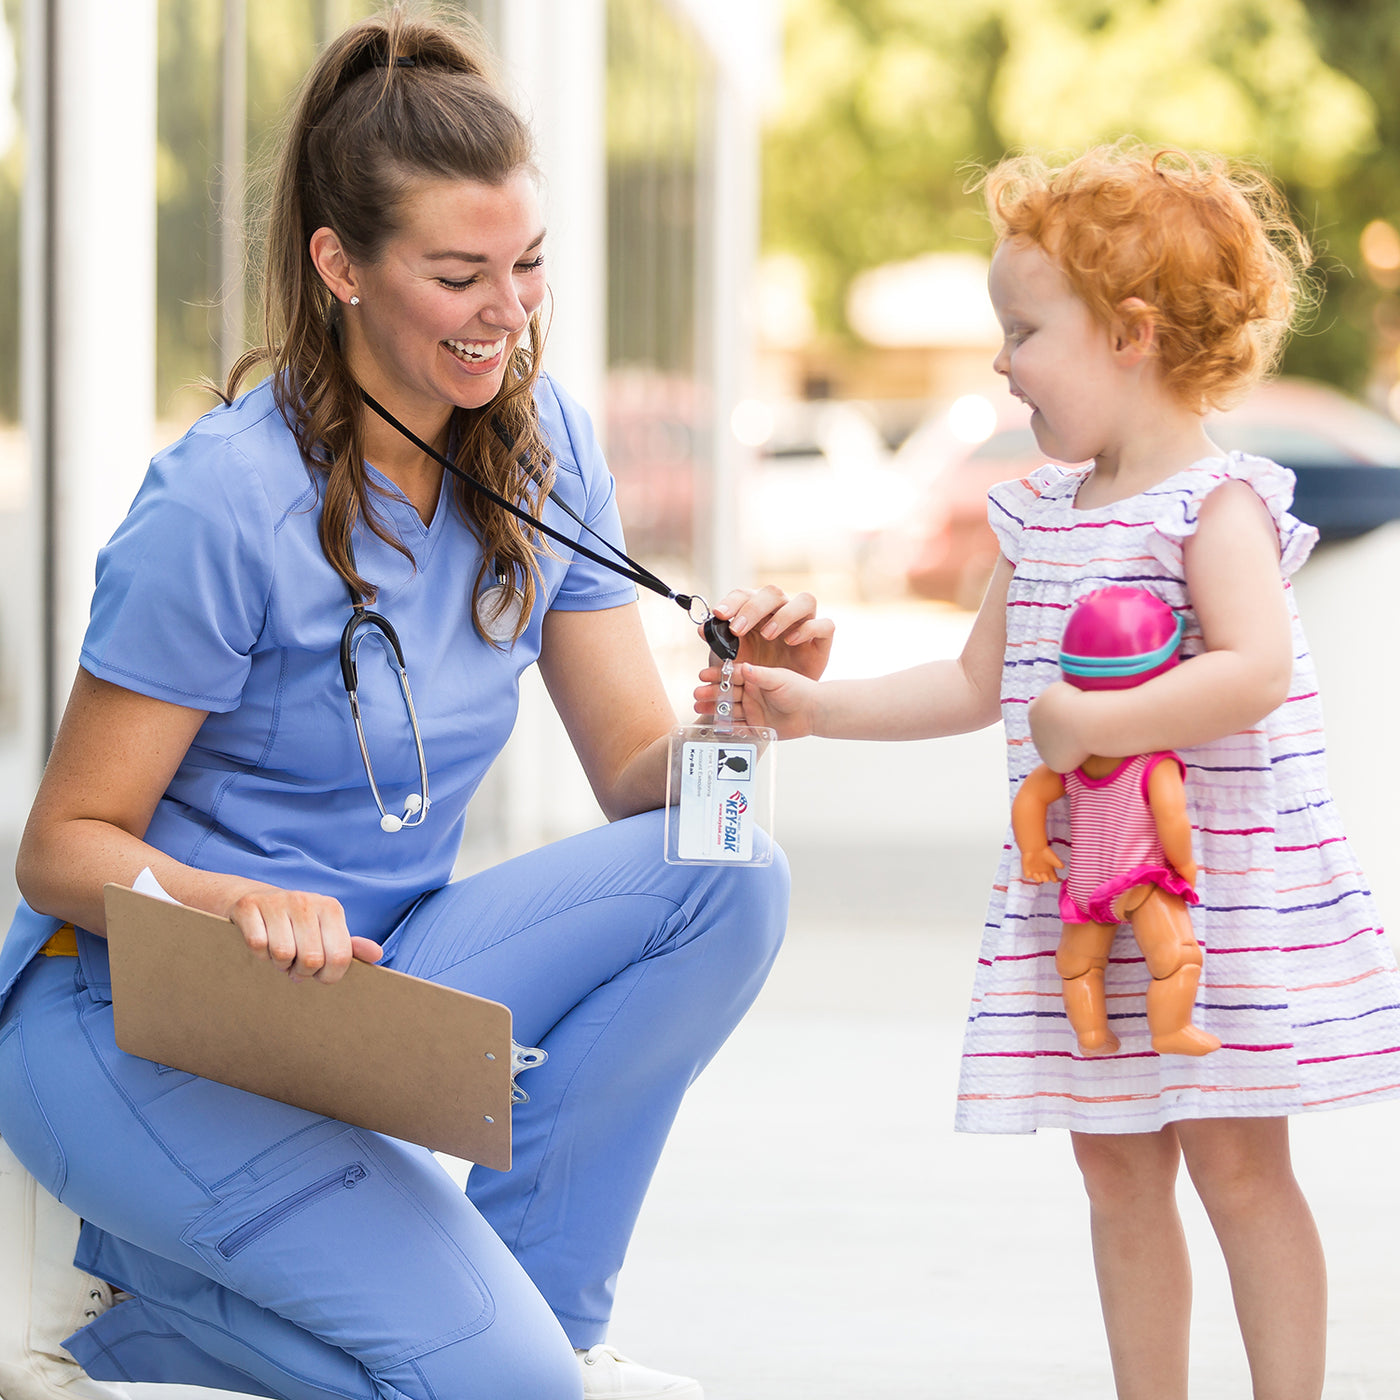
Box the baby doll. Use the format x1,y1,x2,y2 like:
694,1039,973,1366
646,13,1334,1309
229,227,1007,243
1012,586,1221,1057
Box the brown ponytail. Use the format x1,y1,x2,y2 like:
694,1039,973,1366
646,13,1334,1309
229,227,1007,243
226,4,553,641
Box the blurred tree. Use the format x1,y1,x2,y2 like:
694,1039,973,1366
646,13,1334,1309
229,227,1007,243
1294,0,1400,395
156,0,222,417
765,0,1382,390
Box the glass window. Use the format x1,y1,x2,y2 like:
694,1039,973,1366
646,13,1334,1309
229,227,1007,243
604,0,716,569
156,0,380,432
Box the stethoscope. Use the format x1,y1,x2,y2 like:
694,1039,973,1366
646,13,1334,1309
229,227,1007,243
341,391,740,834
340,601,431,833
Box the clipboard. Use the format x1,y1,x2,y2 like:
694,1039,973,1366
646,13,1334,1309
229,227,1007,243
103,883,514,1170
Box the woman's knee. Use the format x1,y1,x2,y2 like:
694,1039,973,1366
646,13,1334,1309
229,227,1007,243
684,837,789,978
404,1321,581,1400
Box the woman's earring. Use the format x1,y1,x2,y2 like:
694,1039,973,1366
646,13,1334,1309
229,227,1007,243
349,295,360,307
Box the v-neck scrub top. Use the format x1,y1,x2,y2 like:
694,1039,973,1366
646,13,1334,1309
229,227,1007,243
0,372,639,1004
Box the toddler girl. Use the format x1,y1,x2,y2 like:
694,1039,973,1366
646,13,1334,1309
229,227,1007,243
703,143,1400,1399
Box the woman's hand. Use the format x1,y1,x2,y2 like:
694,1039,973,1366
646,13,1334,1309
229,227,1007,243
227,888,383,985
706,585,834,679
693,585,834,731
694,660,822,737
1027,680,1094,774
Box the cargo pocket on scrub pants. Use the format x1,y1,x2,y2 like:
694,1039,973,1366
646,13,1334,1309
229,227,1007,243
182,1128,496,1368
0,1018,69,1200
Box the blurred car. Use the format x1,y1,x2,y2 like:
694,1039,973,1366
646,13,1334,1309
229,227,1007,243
741,399,916,584
605,369,701,562
887,377,1400,609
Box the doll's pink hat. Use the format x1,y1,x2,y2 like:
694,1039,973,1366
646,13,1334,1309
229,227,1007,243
1058,586,1184,692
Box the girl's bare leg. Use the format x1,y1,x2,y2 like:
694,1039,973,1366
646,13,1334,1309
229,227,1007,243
1072,1128,1190,1400
1176,1117,1325,1400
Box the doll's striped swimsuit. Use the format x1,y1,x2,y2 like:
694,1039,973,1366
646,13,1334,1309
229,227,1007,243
1059,753,1197,926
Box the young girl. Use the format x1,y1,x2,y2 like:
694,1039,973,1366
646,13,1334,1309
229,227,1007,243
703,143,1400,1398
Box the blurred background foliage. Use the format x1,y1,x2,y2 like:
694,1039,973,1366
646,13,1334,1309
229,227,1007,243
3,0,1399,419
763,0,1400,395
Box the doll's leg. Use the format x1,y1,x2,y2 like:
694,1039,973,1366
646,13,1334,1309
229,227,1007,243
1176,1117,1325,1400
1121,888,1221,1056
1071,1127,1190,1400
1056,922,1120,1054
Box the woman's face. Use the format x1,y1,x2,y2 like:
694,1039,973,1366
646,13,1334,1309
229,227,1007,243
339,170,547,422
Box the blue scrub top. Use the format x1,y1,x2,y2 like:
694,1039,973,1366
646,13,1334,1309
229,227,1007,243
0,373,639,1009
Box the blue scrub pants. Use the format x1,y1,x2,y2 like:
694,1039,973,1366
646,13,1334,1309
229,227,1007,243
0,811,788,1400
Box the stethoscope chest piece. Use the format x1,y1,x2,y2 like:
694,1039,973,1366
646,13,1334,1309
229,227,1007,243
478,581,523,645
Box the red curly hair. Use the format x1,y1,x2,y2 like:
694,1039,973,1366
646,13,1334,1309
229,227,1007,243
981,141,1311,410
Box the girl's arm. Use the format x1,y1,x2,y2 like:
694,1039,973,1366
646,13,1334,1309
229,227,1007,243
1011,764,1067,882
16,671,381,981
539,587,832,819
1028,482,1292,772
1146,758,1197,887
699,555,1013,741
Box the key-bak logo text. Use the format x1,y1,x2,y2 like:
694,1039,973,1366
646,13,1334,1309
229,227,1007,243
721,790,748,852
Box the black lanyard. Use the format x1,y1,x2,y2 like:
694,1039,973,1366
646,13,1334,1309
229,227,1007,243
361,390,738,658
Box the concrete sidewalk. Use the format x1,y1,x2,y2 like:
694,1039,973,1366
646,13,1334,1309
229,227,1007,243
602,872,1400,1399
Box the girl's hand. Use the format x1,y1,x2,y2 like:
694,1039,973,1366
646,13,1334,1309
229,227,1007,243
706,586,834,680
1177,859,1198,889
227,888,383,985
1020,847,1065,884
1027,680,1094,773
694,660,821,738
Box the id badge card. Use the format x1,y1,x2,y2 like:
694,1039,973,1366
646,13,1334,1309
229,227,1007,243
664,724,776,866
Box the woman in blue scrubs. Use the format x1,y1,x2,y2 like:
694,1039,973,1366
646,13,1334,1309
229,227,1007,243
0,13,831,1400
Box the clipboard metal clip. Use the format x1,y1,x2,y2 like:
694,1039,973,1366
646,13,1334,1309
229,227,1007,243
510,1041,548,1105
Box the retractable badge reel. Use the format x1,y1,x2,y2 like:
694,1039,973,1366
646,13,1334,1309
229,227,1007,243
663,606,777,866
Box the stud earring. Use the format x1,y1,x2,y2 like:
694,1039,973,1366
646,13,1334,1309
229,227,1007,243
349,295,360,307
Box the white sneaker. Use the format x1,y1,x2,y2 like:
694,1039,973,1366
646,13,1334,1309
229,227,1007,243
0,1135,132,1400
575,1345,703,1400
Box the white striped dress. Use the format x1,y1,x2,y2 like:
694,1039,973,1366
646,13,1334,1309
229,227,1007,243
955,453,1400,1134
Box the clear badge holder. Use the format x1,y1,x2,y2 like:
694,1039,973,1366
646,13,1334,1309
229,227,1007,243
665,645,776,867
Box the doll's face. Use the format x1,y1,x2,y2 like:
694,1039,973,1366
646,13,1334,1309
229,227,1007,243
989,238,1126,466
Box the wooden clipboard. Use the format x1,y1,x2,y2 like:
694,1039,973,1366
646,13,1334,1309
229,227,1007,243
103,883,514,1170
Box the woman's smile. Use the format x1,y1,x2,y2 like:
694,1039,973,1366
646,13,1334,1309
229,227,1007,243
443,335,508,372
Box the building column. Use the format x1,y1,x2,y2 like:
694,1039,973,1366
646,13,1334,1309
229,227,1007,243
24,0,157,751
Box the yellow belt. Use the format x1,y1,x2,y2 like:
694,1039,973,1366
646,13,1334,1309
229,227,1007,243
40,924,79,957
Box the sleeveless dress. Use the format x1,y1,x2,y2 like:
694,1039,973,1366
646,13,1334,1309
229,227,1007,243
955,453,1400,1135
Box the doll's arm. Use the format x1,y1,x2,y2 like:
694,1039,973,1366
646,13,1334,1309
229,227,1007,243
1011,764,1067,882
1146,757,1196,887
1027,482,1292,771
